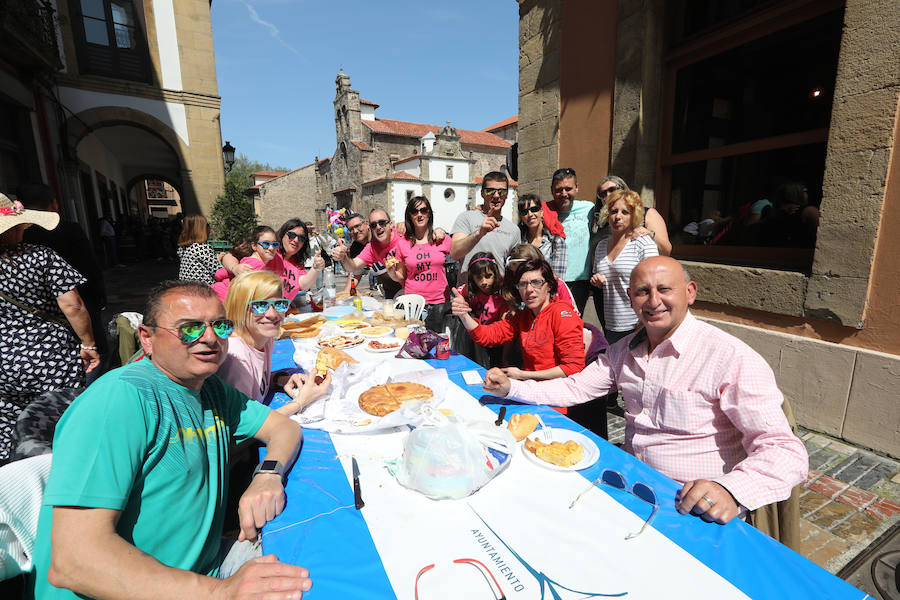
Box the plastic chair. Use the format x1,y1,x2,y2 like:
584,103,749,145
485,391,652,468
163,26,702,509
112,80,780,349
393,294,426,321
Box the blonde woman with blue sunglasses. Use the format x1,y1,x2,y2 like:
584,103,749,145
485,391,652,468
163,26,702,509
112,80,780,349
220,270,330,414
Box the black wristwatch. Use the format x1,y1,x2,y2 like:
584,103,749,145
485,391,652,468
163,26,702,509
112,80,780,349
253,459,284,479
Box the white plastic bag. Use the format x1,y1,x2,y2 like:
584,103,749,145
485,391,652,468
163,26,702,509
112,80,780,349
392,413,515,500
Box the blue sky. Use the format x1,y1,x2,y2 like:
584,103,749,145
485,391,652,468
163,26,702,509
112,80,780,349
211,1,519,170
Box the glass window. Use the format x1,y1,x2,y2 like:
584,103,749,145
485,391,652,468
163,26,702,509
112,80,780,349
661,5,843,268
668,142,824,250
672,11,841,154
111,1,137,49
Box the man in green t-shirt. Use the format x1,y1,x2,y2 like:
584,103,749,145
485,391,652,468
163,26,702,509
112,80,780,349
32,281,326,599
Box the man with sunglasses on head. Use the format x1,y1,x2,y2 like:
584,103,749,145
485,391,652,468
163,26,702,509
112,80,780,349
483,256,807,527
544,167,595,314
450,171,520,285
33,281,321,599
332,208,404,299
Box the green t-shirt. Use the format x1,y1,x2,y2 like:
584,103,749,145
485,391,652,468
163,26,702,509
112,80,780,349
32,359,270,599
559,199,595,282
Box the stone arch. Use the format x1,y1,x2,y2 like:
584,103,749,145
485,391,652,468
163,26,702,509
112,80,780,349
64,105,197,211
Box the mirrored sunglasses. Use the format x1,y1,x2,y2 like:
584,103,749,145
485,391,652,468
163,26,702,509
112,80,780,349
157,319,234,343
570,468,658,539
483,187,508,198
248,298,290,314
256,240,281,250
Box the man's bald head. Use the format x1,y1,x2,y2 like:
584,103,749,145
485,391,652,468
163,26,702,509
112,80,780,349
628,256,697,350
630,256,692,287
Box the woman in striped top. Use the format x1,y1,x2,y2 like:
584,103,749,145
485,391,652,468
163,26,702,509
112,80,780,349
590,189,658,344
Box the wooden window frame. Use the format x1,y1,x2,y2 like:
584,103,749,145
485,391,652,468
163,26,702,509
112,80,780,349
657,0,843,270
68,0,151,83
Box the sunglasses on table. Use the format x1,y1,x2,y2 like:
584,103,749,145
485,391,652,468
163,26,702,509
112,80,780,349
369,219,390,229
248,298,290,314
414,558,504,600
597,185,621,200
483,187,508,198
284,231,308,243
154,319,234,343
255,240,281,250
570,468,659,539
518,204,542,214
515,278,547,291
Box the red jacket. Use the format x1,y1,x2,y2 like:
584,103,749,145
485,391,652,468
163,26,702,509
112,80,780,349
469,299,585,376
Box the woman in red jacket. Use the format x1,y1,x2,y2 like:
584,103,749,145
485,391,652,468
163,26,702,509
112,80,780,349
451,257,584,382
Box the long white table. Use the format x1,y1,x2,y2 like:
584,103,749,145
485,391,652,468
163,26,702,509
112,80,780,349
261,339,868,599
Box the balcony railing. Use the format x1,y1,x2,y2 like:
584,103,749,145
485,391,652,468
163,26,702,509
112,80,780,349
0,0,61,72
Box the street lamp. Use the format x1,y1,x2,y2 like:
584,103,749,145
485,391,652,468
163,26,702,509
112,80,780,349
222,140,235,173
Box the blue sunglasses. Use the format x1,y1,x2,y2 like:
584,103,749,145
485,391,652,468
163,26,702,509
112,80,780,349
570,468,658,539
249,298,290,314
256,240,281,250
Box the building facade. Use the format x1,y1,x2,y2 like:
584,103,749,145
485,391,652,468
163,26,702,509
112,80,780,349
518,0,899,458
1,0,225,246
254,72,517,231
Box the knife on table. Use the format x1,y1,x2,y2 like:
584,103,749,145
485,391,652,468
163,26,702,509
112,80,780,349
352,456,365,510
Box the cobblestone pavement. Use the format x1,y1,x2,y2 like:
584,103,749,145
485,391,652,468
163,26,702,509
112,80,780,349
102,260,898,578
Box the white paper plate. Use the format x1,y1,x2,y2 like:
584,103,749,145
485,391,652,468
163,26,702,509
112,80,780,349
364,339,403,353
317,334,365,349
521,429,600,471
361,326,393,338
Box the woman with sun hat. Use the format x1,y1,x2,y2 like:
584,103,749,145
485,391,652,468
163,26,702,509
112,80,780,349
0,193,99,460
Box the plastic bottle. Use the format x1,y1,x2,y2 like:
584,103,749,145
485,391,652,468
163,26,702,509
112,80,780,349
323,266,336,307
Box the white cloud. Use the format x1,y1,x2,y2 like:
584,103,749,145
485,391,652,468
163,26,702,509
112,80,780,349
238,0,303,58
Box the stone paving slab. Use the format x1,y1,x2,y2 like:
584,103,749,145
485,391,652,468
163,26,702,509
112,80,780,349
827,452,896,490
795,519,851,569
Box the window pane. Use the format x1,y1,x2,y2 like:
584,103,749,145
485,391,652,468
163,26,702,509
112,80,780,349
672,9,842,154
668,142,825,250
111,1,134,26
80,0,105,19
83,16,110,45
114,24,135,48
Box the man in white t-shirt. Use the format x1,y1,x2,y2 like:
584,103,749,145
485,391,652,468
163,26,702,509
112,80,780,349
450,171,520,285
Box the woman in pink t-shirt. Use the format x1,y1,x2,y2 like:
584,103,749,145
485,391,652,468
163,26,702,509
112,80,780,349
391,196,453,332
275,219,324,301
219,270,330,411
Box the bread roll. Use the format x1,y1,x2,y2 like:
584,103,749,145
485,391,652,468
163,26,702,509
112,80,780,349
507,413,539,441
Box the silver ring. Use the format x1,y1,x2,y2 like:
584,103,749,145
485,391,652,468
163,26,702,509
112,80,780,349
702,494,715,507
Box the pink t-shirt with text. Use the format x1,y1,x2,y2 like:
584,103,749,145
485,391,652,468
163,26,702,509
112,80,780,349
459,284,509,325
358,234,401,268
394,236,452,304
271,252,306,301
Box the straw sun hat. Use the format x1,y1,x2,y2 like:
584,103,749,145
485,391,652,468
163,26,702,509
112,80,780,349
0,192,59,235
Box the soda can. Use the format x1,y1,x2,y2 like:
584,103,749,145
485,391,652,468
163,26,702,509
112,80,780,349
435,335,450,359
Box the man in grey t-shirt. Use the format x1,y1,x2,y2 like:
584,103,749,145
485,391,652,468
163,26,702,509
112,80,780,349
450,171,520,285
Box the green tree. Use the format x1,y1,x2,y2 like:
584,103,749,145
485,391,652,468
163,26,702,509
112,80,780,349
209,154,290,245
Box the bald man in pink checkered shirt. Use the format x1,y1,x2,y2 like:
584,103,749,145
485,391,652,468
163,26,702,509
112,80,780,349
484,256,808,524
